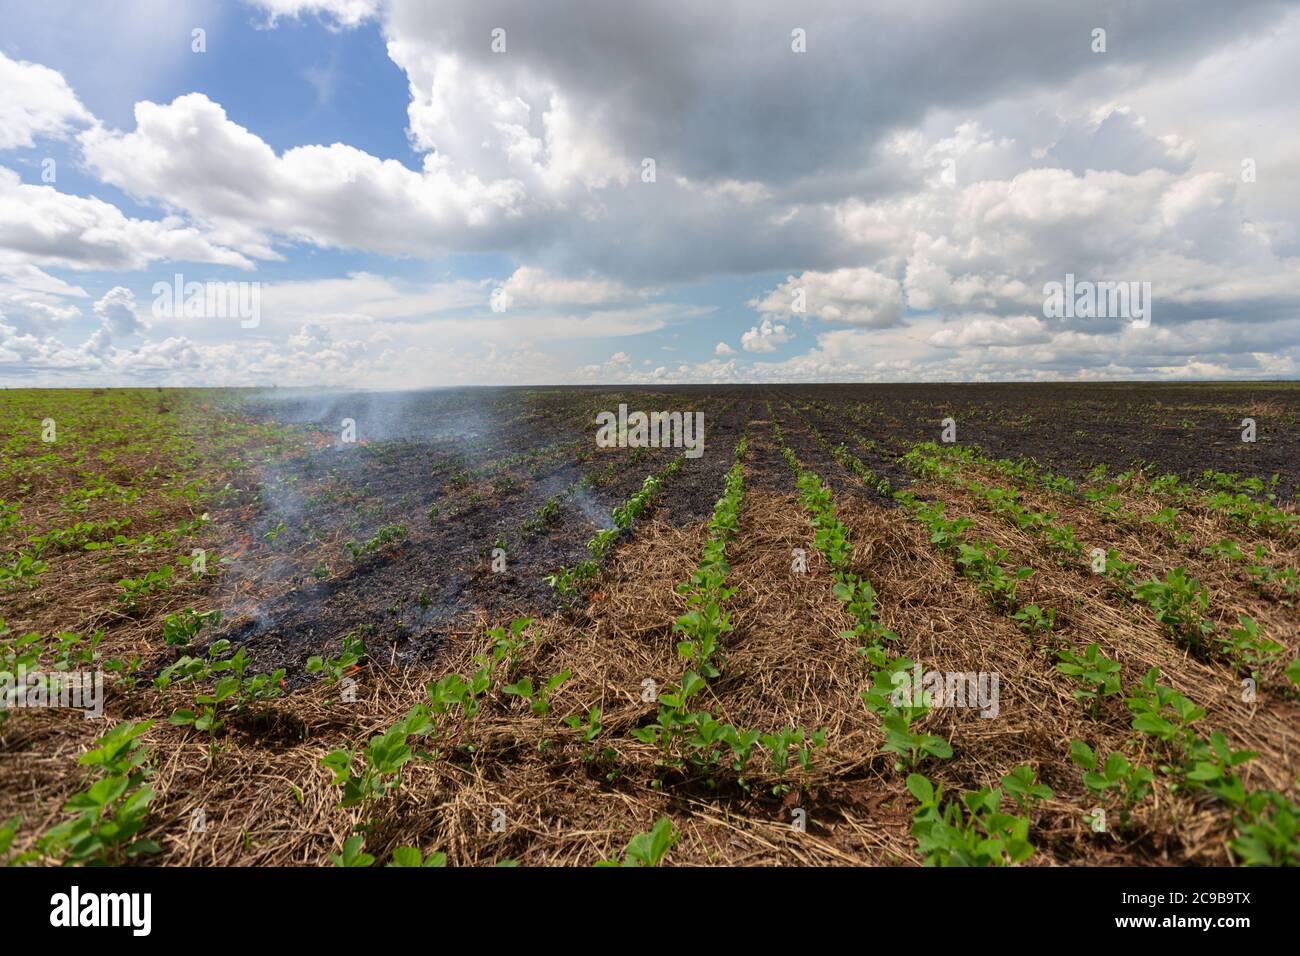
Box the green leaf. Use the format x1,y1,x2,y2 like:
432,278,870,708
388,846,423,867
1102,751,1129,780
906,773,934,804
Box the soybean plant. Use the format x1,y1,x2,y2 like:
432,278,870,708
1055,643,1122,716
38,721,160,865
320,704,434,809
596,817,678,867
1069,740,1154,831
907,766,1050,867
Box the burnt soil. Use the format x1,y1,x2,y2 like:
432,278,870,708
212,389,755,677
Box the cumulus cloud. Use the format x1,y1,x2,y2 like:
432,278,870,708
741,317,792,353
288,322,331,349
383,0,1284,189
1042,106,1195,176
93,286,146,337
927,314,1049,348
501,266,641,307
67,2,1289,284
751,268,904,328
0,52,92,150
79,93,528,261
254,272,483,328
0,166,252,271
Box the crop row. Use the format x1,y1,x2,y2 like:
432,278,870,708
544,453,686,603
327,431,814,865
631,434,828,791
966,453,1299,601
902,442,1293,685
807,426,1298,863
770,418,1051,866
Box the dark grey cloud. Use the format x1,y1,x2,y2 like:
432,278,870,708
386,0,1294,186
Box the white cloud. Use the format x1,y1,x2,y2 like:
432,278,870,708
501,266,640,307
93,286,146,337
80,93,528,260
751,268,903,328
256,272,483,325
741,316,792,353
287,322,331,349
4,3,1300,385
0,166,252,272
926,314,1048,348
0,52,92,150
244,0,379,28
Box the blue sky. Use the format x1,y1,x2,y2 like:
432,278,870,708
2,0,1299,386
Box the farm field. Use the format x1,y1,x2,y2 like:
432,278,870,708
1,383,1298,867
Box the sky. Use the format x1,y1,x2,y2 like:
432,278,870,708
1,0,1298,387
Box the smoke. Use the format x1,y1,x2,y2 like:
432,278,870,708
566,482,610,527
212,387,533,646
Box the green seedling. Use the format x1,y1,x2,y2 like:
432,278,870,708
524,496,563,537
162,608,220,648
343,522,407,560
388,846,447,867
0,552,49,590
907,770,1040,867
1229,790,1300,866
880,710,953,770
1102,549,1138,588
164,641,285,735
306,632,367,684
1142,506,1180,531
1012,603,1056,634
37,721,160,865
955,542,1033,609
1069,740,1153,829
1,815,37,866
1202,538,1245,562
321,704,434,808
330,834,374,867
1056,643,1122,714
1125,666,1204,748
761,725,827,784
117,564,176,610
587,526,619,558
1044,523,1081,556
545,561,597,603
503,670,571,718
1218,614,1283,679
1182,731,1257,805
596,817,677,867
1001,764,1053,811
673,599,732,680
563,705,603,742
629,671,708,751
1133,567,1215,649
